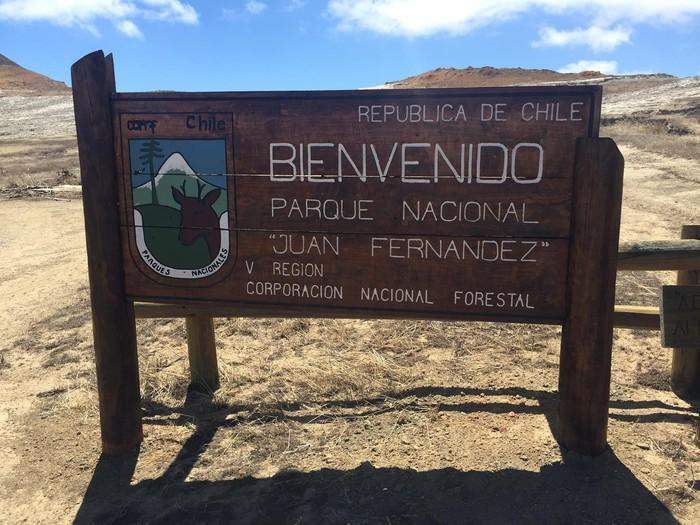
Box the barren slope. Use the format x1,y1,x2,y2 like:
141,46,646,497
603,77,700,118
0,54,68,95
383,66,607,88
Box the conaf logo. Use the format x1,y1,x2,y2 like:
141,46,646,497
129,139,229,279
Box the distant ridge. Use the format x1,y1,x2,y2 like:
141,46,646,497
375,66,680,98
382,66,609,89
0,54,19,67
0,53,69,94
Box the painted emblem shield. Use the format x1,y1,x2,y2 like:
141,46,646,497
129,138,229,279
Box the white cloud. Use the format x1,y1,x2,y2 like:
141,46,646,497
0,0,198,38
141,0,198,24
327,1,700,41
116,19,144,39
559,60,619,75
534,25,632,52
245,1,267,15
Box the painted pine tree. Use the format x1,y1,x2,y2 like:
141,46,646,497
138,139,164,205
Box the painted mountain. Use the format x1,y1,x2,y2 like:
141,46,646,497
130,139,229,274
133,151,227,214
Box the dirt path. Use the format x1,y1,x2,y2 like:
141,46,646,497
0,145,698,523
0,200,93,523
618,145,700,241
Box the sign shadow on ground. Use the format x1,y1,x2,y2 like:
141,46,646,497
73,386,687,524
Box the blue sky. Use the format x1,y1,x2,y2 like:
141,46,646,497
0,1,698,92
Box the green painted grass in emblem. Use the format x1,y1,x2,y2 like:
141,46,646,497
137,204,211,270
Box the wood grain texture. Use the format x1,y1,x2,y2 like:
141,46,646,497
231,177,572,238
613,305,660,330
134,301,660,330
671,226,700,398
112,88,599,322
121,230,569,319
186,315,219,391
617,240,700,271
661,285,700,347
72,50,142,454
131,299,563,324
558,137,624,456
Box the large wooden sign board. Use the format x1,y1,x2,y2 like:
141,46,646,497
73,51,624,457
114,88,599,322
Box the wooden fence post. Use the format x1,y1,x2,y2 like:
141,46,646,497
72,50,143,454
185,315,220,391
671,225,700,398
558,137,624,456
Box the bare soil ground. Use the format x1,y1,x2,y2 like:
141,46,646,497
0,71,699,524
0,94,79,191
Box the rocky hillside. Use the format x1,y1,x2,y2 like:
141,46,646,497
380,66,682,100
0,53,69,94
383,66,609,88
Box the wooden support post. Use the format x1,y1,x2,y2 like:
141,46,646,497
671,225,700,398
72,51,142,454
186,315,220,391
559,137,624,456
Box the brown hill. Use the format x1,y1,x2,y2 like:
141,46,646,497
384,66,607,88
0,53,69,94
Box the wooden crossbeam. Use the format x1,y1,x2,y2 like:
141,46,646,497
617,240,700,271
613,305,660,330
133,301,661,331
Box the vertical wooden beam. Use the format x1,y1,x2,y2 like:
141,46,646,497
559,137,624,456
671,225,700,398
72,50,142,454
186,315,220,391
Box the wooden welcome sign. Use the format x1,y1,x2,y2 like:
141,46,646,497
117,90,580,320
73,51,624,457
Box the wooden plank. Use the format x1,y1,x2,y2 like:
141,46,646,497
185,315,219,391
131,299,562,324
72,51,142,454
614,305,660,330
671,226,700,398
661,285,700,347
135,301,660,330
558,137,624,456
122,229,569,319
113,84,603,101
617,240,700,271
127,176,573,238
112,87,599,323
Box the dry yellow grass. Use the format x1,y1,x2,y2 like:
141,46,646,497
604,118,700,163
